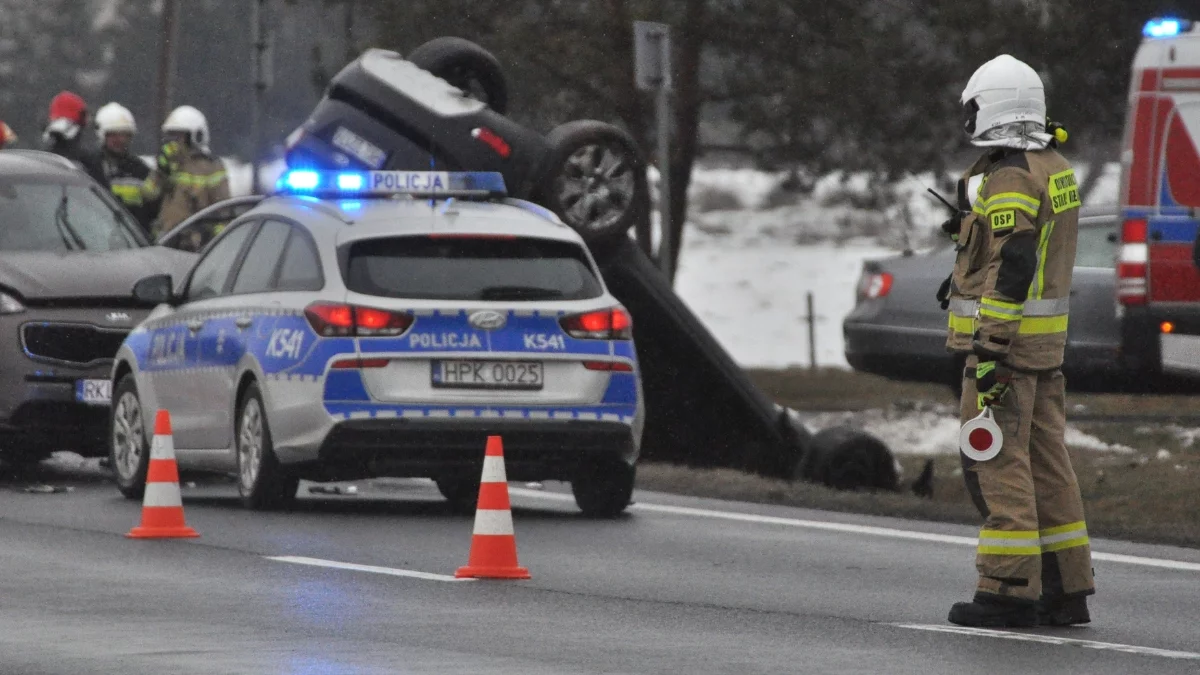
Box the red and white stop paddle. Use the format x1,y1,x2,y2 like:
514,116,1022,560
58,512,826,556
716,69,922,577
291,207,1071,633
959,407,1003,461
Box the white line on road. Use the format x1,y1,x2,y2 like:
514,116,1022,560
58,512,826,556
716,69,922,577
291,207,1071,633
267,555,475,583
508,489,1200,573
893,623,1200,661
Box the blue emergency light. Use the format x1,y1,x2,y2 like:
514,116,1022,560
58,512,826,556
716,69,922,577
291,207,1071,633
1144,18,1191,38
275,170,507,198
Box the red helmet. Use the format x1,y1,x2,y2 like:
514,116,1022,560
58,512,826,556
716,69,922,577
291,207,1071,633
48,91,87,125
0,120,15,147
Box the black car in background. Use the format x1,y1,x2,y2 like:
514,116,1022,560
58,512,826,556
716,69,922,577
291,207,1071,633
844,209,1127,392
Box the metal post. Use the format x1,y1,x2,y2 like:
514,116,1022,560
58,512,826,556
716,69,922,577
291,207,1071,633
656,76,672,281
807,292,817,371
251,0,268,195
154,0,181,137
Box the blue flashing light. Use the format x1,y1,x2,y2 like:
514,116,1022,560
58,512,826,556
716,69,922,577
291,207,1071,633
283,170,320,190
337,173,365,190
1144,18,1187,38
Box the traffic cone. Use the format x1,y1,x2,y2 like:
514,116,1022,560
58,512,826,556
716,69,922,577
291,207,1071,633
126,410,199,539
455,436,529,579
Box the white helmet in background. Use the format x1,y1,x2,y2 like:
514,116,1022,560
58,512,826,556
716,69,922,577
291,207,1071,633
95,102,137,137
162,105,210,152
960,55,1046,139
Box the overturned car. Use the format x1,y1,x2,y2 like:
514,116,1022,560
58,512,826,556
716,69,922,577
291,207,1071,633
283,39,900,492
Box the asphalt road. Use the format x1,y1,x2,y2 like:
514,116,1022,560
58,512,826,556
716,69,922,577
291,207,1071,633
2,458,1200,675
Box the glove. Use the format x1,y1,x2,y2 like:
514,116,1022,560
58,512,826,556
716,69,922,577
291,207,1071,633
975,361,1011,409
157,140,182,175
936,275,952,310
940,210,968,242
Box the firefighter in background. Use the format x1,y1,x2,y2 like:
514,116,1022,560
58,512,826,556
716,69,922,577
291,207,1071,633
941,54,1092,628
151,105,230,241
41,91,108,187
0,120,16,149
94,102,160,233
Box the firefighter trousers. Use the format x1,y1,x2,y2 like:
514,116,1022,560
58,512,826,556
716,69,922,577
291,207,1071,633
959,356,1095,602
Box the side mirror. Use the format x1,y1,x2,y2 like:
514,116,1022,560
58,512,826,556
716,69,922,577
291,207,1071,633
132,274,176,306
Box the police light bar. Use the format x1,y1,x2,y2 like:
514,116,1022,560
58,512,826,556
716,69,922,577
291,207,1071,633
276,170,507,198
1144,18,1192,38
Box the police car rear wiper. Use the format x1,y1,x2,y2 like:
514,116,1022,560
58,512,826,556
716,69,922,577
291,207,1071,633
479,285,564,300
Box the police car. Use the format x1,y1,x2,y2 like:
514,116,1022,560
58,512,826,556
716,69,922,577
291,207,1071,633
109,170,643,516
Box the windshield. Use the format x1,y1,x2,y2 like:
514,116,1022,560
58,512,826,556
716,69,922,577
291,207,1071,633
343,235,603,301
0,179,147,252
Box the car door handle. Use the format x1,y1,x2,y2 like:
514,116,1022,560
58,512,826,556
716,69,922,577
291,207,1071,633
186,319,205,332
235,316,253,330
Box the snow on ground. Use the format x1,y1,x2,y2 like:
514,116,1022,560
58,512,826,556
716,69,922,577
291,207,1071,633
805,405,1136,457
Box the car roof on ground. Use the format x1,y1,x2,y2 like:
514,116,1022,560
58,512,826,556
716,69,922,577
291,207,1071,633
253,195,582,244
0,150,89,179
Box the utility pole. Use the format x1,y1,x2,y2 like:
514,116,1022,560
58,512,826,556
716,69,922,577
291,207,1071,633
251,0,271,194
154,0,181,137
633,22,673,281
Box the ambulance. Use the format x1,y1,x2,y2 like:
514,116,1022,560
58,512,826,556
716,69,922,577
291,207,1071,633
1117,17,1200,376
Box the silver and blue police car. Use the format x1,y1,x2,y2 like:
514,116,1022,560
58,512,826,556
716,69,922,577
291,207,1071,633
109,170,643,516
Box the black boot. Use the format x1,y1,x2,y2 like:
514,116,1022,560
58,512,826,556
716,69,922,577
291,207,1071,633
1037,595,1091,626
948,592,1037,628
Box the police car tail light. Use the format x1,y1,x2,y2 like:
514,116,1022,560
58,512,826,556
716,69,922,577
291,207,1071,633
1117,218,1148,306
560,308,632,340
354,307,414,337
583,360,634,372
305,302,355,337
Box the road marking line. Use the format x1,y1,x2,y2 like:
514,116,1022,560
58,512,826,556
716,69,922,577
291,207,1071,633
267,555,474,583
507,489,1200,573
893,623,1200,661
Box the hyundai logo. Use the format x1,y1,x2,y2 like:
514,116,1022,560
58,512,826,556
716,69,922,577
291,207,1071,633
105,312,132,324
468,310,506,331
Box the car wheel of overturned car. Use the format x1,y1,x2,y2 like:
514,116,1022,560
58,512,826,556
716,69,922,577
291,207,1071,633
801,426,898,491
540,120,649,247
236,382,299,511
435,474,482,514
406,37,509,114
572,458,636,518
111,374,150,500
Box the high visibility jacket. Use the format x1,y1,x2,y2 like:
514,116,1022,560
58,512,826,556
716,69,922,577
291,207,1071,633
100,149,159,233
945,147,1081,371
151,149,230,238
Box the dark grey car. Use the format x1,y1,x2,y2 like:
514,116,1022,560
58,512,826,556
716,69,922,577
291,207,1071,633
0,150,194,463
844,209,1123,391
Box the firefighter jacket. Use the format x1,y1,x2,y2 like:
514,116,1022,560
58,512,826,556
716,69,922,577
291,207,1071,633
151,148,230,238
945,147,1081,372
100,149,159,234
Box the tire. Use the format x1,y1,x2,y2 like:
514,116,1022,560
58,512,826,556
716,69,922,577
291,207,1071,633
572,459,636,518
777,407,813,481
539,120,649,246
804,426,898,492
435,475,481,514
110,374,150,500
406,37,508,114
235,382,299,511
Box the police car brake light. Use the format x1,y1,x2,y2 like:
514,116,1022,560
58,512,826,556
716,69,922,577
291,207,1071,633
1144,18,1191,38
560,308,632,340
304,302,413,338
276,169,507,198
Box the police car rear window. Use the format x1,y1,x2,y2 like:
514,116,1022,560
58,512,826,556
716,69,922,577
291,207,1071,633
343,236,603,301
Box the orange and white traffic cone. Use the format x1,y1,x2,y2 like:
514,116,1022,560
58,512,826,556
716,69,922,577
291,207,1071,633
455,436,529,579
126,410,199,539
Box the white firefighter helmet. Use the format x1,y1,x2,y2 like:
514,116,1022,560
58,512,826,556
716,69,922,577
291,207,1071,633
95,102,137,137
960,55,1046,139
162,105,210,152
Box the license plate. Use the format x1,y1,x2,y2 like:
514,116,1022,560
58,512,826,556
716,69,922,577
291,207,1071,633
432,360,544,390
75,379,112,406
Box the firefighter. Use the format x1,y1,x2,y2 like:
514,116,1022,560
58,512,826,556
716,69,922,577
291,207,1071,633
151,105,230,239
41,91,108,187
0,120,16,149
94,102,160,233
941,54,1092,628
